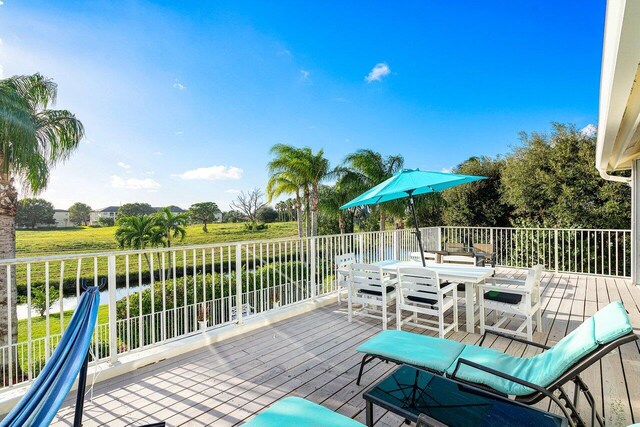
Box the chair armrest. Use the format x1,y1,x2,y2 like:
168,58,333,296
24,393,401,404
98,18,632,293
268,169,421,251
478,330,550,349
450,358,549,396
478,283,531,295
383,278,398,286
450,359,574,423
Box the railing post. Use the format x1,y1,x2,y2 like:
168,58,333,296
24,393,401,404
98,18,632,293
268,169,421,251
358,234,364,263
107,255,118,364
310,237,317,299
235,244,243,324
554,229,559,273
393,230,400,260
437,227,443,251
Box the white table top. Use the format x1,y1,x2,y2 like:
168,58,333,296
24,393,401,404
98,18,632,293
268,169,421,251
373,260,494,283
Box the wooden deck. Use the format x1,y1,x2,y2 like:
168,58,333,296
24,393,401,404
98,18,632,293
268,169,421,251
50,269,640,426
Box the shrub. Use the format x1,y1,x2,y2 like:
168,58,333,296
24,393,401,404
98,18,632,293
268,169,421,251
244,222,268,231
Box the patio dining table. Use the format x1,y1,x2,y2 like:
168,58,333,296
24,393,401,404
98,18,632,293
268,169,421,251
373,260,495,333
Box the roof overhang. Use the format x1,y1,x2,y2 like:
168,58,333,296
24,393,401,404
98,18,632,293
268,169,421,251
596,0,640,178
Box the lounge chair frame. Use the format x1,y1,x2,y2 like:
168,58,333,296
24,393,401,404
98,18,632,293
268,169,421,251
356,329,638,427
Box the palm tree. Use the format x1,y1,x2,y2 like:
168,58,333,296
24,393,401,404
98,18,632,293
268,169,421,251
0,74,84,375
267,144,330,237
267,144,307,237
301,147,330,237
114,215,159,271
339,149,404,231
155,207,188,278
318,183,353,234
155,207,188,248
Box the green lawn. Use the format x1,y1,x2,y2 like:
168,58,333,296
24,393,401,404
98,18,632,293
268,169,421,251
18,305,110,344
16,222,299,257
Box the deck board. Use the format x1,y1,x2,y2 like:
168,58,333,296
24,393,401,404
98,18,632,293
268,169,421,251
48,269,640,426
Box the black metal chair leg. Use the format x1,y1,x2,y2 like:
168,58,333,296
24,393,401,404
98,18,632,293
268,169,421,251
357,355,373,386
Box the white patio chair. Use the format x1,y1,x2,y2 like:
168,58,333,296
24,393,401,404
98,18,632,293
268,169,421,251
396,267,458,337
440,254,477,294
441,254,477,266
478,264,544,341
335,253,356,305
409,251,437,264
348,263,396,330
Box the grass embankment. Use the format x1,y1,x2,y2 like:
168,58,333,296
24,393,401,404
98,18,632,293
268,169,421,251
16,222,299,257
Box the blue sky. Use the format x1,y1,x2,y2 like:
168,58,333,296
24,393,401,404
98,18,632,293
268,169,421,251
0,1,605,209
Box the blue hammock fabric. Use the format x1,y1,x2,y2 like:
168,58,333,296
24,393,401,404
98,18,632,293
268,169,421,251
1,286,100,427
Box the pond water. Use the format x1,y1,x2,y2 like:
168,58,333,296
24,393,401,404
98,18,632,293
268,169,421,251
16,284,150,320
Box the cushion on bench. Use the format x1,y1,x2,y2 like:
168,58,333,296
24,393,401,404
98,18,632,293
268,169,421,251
356,330,465,373
243,397,364,427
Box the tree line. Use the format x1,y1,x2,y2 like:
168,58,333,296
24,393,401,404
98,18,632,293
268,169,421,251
267,123,631,237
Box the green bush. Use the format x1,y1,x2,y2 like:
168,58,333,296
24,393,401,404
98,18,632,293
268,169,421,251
244,222,268,231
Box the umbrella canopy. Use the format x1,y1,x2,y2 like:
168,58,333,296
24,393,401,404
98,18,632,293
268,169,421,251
339,168,486,266
340,169,486,210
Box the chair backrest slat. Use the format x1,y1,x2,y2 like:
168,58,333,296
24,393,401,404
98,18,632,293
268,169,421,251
336,253,356,270
350,263,386,293
397,267,441,302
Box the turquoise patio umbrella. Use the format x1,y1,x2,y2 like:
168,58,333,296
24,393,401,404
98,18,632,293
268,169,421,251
340,169,486,265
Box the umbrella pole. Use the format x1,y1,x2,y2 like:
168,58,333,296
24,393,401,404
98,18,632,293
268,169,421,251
408,193,426,267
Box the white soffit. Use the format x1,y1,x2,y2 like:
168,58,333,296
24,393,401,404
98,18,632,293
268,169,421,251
596,0,640,173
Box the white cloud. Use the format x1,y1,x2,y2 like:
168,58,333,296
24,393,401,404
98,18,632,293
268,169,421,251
145,170,155,175
153,151,163,156
278,49,291,56
0,2,4,6
300,69,310,80
225,189,241,194
174,131,183,135
580,123,597,137
173,79,186,90
117,161,131,169
365,63,391,83
441,167,453,173
175,165,243,181
110,175,160,190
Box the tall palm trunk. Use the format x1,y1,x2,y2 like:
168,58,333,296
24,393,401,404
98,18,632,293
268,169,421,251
338,212,346,234
303,188,310,237
310,184,319,237
294,193,303,238
0,168,19,380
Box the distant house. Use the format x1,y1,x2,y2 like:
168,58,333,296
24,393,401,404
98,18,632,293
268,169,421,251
89,206,119,225
89,205,187,225
53,209,71,227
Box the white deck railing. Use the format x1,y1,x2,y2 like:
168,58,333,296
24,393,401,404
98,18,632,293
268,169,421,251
0,225,629,390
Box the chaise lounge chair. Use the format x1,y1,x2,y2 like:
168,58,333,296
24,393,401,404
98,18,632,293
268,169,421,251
355,300,637,427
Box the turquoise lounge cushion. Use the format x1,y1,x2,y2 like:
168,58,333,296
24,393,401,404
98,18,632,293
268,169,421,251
356,330,465,373
243,397,364,427
593,300,633,344
448,319,598,395
450,302,633,396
